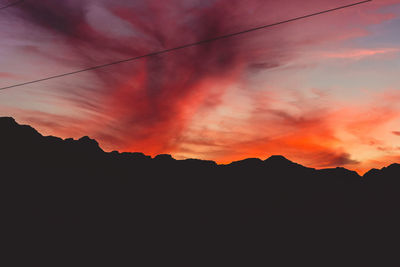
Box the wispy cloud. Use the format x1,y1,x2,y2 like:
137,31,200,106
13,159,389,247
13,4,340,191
322,48,399,60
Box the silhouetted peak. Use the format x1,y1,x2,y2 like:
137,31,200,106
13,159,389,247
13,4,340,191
228,158,263,167
363,164,400,178
374,163,400,177
76,136,102,151
154,154,175,161
265,155,294,165
363,168,380,178
386,163,400,170
78,136,98,145
63,136,102,152
0,116,41,138
0,117,17,127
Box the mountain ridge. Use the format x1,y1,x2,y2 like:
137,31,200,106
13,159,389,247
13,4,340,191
0,116,387,177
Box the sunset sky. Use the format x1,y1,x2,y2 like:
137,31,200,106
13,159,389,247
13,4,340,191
1,0,400,173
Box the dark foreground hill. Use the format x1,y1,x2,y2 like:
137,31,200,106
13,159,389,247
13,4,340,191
2,116,400,266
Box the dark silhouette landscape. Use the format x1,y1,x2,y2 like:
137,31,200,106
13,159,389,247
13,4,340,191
2,116,400,266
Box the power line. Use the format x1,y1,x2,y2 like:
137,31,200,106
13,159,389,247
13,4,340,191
0,0,372,91
0,0,24,11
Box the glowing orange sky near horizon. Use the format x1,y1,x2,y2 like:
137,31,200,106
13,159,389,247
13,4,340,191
1,0,400,174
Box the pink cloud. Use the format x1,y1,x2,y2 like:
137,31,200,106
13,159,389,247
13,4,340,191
0,72,17,78
322,48,399,60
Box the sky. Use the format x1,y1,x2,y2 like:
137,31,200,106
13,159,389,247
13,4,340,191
0,0,400,173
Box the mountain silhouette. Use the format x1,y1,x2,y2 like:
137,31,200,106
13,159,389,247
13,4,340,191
1,117,400,267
